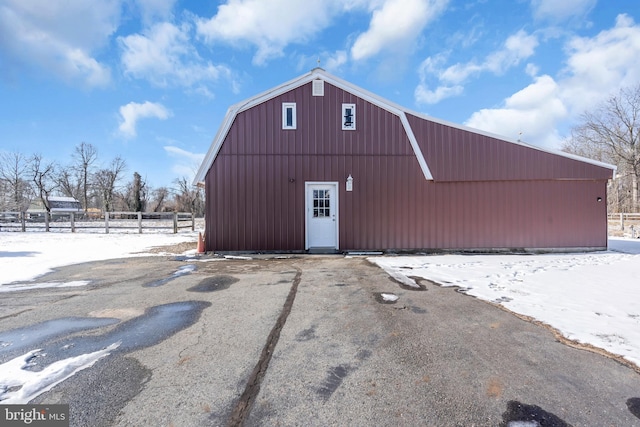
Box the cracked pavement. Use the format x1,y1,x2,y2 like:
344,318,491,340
1,254,639,426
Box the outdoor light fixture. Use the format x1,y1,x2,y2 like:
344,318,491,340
597,197,602,202
346,174,353,191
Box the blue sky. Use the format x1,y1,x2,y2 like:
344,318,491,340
1,0,639,189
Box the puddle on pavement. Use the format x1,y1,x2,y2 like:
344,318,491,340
10,301,211,371
317,364,351,401
187,275,239,292
410,306,428,314
628,397,640,419
501,400,571,427
0,317,119,362
143,264,197,287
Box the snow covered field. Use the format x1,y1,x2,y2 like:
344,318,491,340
371,238,640,369
0,231,199,286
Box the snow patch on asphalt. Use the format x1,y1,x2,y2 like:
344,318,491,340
0,342,120,404
370,237,640,368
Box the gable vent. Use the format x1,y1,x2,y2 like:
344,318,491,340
312,79,324,96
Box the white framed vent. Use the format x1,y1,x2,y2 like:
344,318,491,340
312,79,324,96
342,103,355,130
282,102,296,129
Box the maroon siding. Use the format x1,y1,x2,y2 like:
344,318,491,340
204,81,611,252
406,113,613,182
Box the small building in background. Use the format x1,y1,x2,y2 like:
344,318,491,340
28,196,82,214
194,68,615,253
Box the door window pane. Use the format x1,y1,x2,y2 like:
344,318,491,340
312,189,331,218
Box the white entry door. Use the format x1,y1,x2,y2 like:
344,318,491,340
306,182,338,250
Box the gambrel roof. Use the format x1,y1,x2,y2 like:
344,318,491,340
194,68,615,185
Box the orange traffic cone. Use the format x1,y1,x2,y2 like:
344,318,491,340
197,232,205,253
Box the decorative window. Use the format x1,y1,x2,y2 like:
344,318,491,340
342,103,355,130
312,189,331,218
282,102,296,129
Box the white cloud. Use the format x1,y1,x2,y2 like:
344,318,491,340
119,22,231,92
324,50,349,72
196,0,341,65
351,0,449,61
415,30,538,104
164,146,205,178
531,0,596,22
441,30,539,85
133,0,177,24
465,75,567,147
118,101,172,139
415,84,463,105
560,14,640,115
0,0,119,87
462,14,640,149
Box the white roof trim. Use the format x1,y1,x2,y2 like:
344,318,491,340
194,68,435,184
194,68,615,185
402,108,616,173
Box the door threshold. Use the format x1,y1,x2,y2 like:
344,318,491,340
307,247,339,254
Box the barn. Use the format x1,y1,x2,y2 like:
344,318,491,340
194,68,615,253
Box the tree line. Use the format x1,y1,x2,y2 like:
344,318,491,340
0,142,204,216
562,84,640,213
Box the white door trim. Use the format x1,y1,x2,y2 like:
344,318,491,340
305,182,339,250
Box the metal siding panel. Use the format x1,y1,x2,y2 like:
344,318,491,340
406,114,613,182
204,86,609,252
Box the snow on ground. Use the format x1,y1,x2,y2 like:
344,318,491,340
0,343,120,404
0,231,199,403
370,237,640,368
1,232,640,402
0,231,198,286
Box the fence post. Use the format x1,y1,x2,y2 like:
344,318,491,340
21,212,26,232
620,213,624,231
71,212,75,233
138,212,142,234
191,212,194,231
105,212,110,234
45,211,50,232
173,212,178,234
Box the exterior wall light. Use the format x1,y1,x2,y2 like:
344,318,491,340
346,175,353,192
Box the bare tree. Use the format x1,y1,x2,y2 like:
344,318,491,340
93,156,126,212
563,84,640,212
56,168,81,200
72,142,98,211
173,176,204,215
0,151,32,211
150,187,170,212
30,154,57,212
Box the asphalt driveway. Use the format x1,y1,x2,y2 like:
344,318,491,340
1,254,639,426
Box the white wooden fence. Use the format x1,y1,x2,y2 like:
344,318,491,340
608,213,640,238
608,213,640,229
0,211,196,234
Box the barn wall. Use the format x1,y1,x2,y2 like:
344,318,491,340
406,114,613,182
204,81,610,251
205,152,608,251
